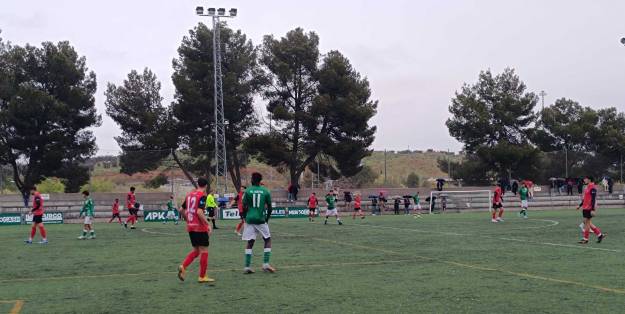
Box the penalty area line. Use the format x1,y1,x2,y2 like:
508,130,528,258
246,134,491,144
304,234,625,295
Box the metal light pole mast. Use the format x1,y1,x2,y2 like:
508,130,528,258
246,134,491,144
539,90,547,112
196,7,237,196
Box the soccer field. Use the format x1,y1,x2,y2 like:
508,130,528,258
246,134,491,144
2,209,625,313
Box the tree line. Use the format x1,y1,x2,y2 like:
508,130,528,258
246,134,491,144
443,68,625,184
0,24,378,196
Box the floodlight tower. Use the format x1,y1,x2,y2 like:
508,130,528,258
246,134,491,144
195,7,237,195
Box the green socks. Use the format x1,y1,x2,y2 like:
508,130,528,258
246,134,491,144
245,249,252,268
263,248,271,265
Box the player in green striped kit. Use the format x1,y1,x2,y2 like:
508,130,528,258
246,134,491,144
519,183,529,219
242,172,276,274
78,190,96,239
163,195,179,225
324,192,342,225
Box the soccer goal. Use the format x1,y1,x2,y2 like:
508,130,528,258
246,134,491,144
428,190,492,214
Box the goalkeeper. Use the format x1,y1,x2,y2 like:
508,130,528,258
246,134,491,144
78,190,96,239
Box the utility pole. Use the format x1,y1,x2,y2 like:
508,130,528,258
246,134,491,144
384,150,387,185
196,6,237,196
564,146,568,178
447,148,451,180
170,148,175,196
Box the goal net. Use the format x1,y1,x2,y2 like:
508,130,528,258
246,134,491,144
428,190,492,213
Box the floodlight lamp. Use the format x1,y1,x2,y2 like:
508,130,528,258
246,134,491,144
217,8,226,15
208,8,216,15
229,8,237,16
195,6,204,15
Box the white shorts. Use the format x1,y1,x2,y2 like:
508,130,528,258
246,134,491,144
166,211,177,219
326,209,338,216
521,200,528,208
412,204,422,210
84,216,92,225
242,223,271,241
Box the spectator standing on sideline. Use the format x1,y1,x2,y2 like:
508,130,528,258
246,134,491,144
577,177,584,194
287,183,294,202
292,183,299,201
371,196,379,215
608,177,614,195
511,180,519,196
566,178,574,196
393,198,400,215
403,196,410,214
344,191,353,212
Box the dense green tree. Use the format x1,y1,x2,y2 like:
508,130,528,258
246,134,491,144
0,40,100,197
248,28,377,186
446,68,539,180
104,68,196,186
532,98,601,178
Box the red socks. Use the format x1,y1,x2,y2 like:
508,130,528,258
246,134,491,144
182,250,200,268
491,211,496,220
498,209,504,218
591,226,602,236
30,226,36,238
39,226,47,238
199,252,208,277
236,221,244,233
583,229,590,240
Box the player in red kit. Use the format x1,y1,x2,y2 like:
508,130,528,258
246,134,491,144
124,187,137,229
491,183,504,223
177,177,213,284
109,198,122,224
234,186,246,236
25,186,48,244
308,192,318,222
352,192,365,219
577,176,605,244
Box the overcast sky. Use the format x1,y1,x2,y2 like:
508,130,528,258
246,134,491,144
2,0,625,155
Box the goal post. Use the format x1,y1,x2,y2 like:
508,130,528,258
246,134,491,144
428,190,492,214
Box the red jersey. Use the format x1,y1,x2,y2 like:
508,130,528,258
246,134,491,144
126,192,136,209
32,192,44,216
184,190,209,233
354,195,362,209
112,202,120,214
493,187,502,204
582,182,597,210
237,191,244,212
308,195,317,208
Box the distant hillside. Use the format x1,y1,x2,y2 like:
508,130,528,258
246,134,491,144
363,150,461,187
87,150,461,190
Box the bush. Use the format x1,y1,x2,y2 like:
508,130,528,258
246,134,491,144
37,178,66,193
404,172,420,188
81,178,115,192
145,173,169,189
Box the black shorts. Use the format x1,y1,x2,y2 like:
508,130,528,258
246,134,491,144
206,207,215,218
32,215,43,224
309,207,316,212
111,213,121,218
188,232,210,247
582,210,593,219
354,207,361,211
492,203,503,209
